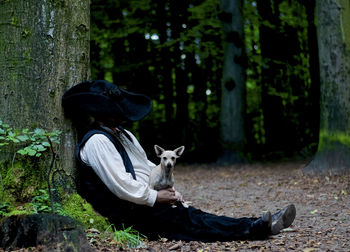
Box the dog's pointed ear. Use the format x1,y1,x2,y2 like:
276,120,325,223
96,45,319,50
174,146,185,157
154,145,165,157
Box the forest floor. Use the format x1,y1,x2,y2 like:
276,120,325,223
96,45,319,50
5,160,350,251
90,160,350,252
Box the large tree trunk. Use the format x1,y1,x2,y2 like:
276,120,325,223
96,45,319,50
0,1,90,193
218,0,246,164
303,0,350,175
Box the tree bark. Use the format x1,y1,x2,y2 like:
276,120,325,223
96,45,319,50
218,0,246,164
0,1,90,189
303,0,350,175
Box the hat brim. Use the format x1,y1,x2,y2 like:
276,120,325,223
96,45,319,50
62,81,152,121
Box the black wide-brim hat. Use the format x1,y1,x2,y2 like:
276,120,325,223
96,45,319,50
62,80,152,121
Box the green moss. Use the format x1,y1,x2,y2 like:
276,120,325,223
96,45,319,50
24,48,32,63
0,159,46,204
340,0,350,48
318,130,350,152
21,28,32,39
62,193,110,231
11,16,19,26
6,209,30,217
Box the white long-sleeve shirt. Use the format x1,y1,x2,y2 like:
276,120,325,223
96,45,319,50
80,129,158,207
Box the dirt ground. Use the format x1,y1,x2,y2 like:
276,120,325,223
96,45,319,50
91,160,350,252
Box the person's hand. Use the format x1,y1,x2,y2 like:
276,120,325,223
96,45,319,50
156,188,177,204
174,190,184,202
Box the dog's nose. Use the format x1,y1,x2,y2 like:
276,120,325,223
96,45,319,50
166,163,172,169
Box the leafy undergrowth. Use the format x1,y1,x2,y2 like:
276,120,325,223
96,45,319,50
3,160,350,251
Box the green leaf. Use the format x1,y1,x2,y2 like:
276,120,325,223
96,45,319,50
27,149,37,156
42,142,50,147
35,153,42,157
17,149,28,155
35,145,46,152
34,128,44,135
39,205,49,211
17,135,29,141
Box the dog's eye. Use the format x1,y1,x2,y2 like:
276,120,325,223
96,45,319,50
171,157,175,161
163,157,167,160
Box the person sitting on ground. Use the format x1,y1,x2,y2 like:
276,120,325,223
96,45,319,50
62,80,296,242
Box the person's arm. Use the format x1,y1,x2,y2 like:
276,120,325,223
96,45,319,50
80,134,158,206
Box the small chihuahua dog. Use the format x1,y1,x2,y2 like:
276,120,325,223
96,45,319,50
149,145,188,208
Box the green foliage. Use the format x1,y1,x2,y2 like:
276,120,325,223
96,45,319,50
0,201,10,217
30,189,66,215
0,119,62,215
0,120,61,158
104,224,146,248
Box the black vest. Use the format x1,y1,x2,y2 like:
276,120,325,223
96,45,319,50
75,127,139,225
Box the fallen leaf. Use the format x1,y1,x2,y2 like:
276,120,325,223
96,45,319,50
87,228,100,234
281,227,295,232
160,238,168,242
303,248,316,252
310,209,318,214
169,242,182,250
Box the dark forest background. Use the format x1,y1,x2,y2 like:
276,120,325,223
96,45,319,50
90,0,320,163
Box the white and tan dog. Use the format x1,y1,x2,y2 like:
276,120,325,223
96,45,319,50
149,145,188,208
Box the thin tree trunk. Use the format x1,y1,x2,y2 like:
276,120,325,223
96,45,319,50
304,0,320,152
0,0,90,191
256,0,285,155
155,1,175,144
303,0,350,175
170,0,190,146
218,0,246,164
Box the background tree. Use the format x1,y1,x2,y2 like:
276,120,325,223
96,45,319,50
218,0,246,163
90,0,320,163
91,0,224,162
303,0,350,175
0,0,90,196
254,0,318,158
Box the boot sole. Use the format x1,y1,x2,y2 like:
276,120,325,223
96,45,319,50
271,204,296,235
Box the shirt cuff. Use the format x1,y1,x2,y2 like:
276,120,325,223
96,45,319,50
147,189,158,207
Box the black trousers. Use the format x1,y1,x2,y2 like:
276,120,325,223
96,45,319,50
110,202,270,242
